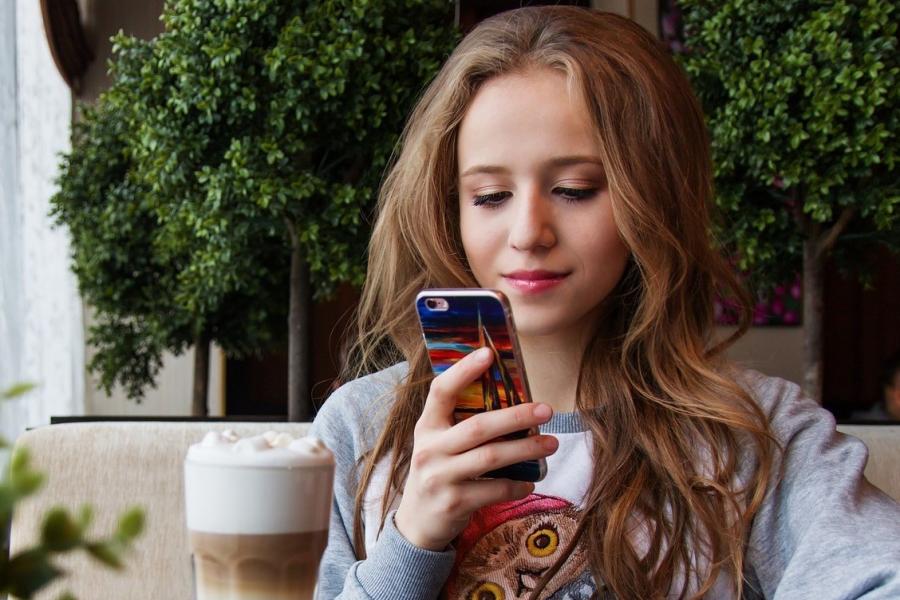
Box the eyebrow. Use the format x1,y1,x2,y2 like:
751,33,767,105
459,155,604,178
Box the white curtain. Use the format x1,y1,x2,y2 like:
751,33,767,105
0,0,84,442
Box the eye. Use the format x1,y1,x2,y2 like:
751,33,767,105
553,187,598,202
472,191,511,208
526,525,559,557
468,581,505,600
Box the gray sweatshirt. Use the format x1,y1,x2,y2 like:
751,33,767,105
310,363,900,599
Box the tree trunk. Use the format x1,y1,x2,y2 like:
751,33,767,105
799,205,855,405
802,238,824,404
287,223,312,422
192,332,210,416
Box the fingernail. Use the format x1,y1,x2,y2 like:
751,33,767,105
476,347,492,360
541,436,558,451
533,403,552,419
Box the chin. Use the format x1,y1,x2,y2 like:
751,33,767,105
511,311,574,338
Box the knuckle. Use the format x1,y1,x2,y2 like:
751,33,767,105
439,490,463,514
464,418,484,443
478,445,498,466
411,447,432,470
420,472,442,495
513,405,530,428
429,375,450,398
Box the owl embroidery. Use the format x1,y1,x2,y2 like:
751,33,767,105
444,494,597,600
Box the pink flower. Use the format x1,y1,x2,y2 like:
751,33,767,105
783,311,798,324
790,283,802,299
771,299,785,315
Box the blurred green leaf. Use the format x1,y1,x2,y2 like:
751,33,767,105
8,448,45,498
41,508,82,552
76,505,94,530
5,549,62,598
2,383,37,400
85,542,125,570
115,507,145,541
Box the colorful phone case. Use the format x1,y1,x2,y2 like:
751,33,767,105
416,289,547,482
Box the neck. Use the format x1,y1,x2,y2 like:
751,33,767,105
518,326,592,414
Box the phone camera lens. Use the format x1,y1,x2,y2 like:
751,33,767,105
424,298,448,311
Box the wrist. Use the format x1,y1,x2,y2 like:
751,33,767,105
393,507,449,552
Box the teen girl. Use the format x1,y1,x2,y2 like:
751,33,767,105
311,7,900,599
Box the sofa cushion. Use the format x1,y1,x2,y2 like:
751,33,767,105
836,424,900,502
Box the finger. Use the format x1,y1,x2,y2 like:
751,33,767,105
457,478,536,512
419,346,493,429
449,434,558,481
443,402,553,455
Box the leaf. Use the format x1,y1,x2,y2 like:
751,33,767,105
115,507,146,541
9,471,45,498
9,446,30,474
85,542,125,570
8,448,45,498
2,382,38,399
76,505,94,530
41,508,82,552
6,548,63,599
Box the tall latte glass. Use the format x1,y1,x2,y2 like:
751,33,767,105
184,430,334,600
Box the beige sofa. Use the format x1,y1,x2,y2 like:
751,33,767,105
10,422,310,599
8,422,900,599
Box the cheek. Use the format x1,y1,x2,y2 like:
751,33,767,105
577,209,629,274
460,212,500,274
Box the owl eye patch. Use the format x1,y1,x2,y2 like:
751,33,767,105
526,523,560,557
468,581,505,600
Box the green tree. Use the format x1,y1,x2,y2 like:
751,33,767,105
679,0,899,402
52,55,285,415
53,0,459,417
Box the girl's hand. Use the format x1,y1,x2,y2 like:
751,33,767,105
393,347,558,551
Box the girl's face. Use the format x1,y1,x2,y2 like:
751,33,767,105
457,68,630,338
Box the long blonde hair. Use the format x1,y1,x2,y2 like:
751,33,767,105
341,7,775,599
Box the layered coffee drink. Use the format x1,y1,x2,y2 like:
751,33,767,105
184,430,334,600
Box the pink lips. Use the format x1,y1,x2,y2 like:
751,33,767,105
502,270,569,294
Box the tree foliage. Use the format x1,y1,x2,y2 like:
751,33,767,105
52,0,459,400
678,0,899,288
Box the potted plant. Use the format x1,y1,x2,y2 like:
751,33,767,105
52,0,460,418
0,384,144,599
678,0,899,402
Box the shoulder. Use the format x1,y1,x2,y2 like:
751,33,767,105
310,362,409,462
733,367,831,441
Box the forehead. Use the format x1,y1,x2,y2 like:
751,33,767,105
457,68,600,170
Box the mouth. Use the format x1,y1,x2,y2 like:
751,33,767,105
501,270,570,294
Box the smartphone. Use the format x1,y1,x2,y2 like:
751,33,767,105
415,288,547,482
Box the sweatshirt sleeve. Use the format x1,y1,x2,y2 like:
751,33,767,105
310,369,457,599
744,373,900,599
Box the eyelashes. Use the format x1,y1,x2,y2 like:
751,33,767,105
472,191,511,207
472,187,599,208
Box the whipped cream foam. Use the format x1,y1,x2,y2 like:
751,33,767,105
186,429,334,469
185,430,334,535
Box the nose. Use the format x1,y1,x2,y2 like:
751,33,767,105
508,187,556,251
